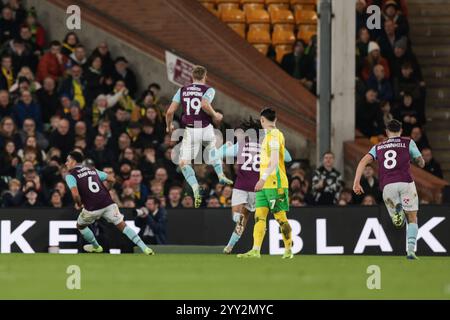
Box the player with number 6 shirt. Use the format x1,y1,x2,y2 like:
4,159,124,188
65,151,154,255
353,119,425,260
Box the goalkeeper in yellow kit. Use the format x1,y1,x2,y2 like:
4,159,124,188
237,108,293,259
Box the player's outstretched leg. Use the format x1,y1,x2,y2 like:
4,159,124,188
180,161,202,208
274,211,293,259
237,207,268,258
406,211,419,260
213,161,233,185
224,207,248,254
78,225,103,253
116,221,154,255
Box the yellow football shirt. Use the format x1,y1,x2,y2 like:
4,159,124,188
260,128,289,189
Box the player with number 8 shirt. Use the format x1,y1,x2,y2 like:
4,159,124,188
353,119,425,260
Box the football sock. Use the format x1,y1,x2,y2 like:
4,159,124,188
79,227,100,248
226,232,241,248
123,226,148,252
407,223,418,253
252,207,269,251
274,211,293,251
213,161,224,178
232,212,242,223
181,165,199,194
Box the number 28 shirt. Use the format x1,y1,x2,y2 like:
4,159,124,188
368,137,422,190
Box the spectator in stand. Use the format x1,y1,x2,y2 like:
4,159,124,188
0,139,19,178
0,54,15,90
21,187,41,207
367,64,393,102
48,189,63,208
181,194,194,208
394,94,419,136
61,31,79,57
355,0,369,33
9,0,27,25
9,66,41,95
49,118,73,159
311,152,344,205
382,0,409,37
0,89,12,118
66,44,87,69
393,62,421,104
354,164,381,203
89,41,114,76
356,27,370,76
18,118,48,150
379,100,394,129
1,178,22,207
110,80,140,121
3,38,36,74
148,83,161,104
290,196,305,207
207,196,221,208
166,185,182,209
356,89,383,138
59,63,87,110
422,148,443,179
361,41,391,81
112,57,137,99
12,89,42,131
410,126,430,151
36,40,67,82
86,134,114,168
18,24,41,58
0,115,21,148
391,37,424,84
84,54,104,106
281,40,314,90
37,77,59,124
377,19,400,63
125,169,149,207
24,8,46,51
0,6,19,44
361,194,377,206
134,196,167,245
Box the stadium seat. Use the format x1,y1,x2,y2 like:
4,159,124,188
274,44,293,63
241,0,265,4
272,29,295,62
297,24,316,43
217,1,240,13
247,28,271,44
290,0,316,5
265,0,290,5
295,9,317,25
221,9,246,37
270,9,295,32
242,3,265,15
246,8,271,32
272,29,295,45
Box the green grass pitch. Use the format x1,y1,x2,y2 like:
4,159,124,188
0,254,449,299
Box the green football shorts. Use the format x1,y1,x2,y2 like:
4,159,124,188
255,188,289,213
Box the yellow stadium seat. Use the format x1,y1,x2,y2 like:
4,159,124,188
217,2,240,13
297,24,316,42
267,3,290,14
290,0,316,5
247,28,271,44
221,8,246,23
228,23,247,37
241,0,265,4
243,3,265,15
265,0,290,5
272,29,295,45
217,0,239,3
248,23,271,33
295,9,317,25
271,9,295,24
246,8,270,24
292,4,316,13
253,44,270,56
275,44,293,63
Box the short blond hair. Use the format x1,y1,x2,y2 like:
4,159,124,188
192,65,207,81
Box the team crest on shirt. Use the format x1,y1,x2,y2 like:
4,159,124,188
403,198,410,205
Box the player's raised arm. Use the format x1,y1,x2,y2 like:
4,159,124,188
353,153,374,195
166,88,181,134
65,173,83,210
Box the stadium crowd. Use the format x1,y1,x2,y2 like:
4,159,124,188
355,0,443,183
0,1,439,212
